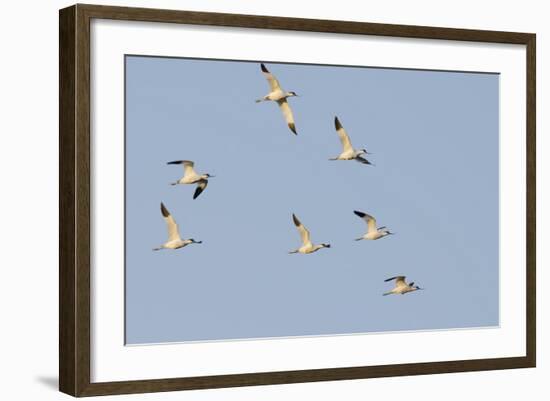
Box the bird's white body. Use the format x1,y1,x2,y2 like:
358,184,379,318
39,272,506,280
363,230,391,240
168,160,212,199
178,171,204,184
161,238,195,250
296,243,327,254
383,276,422,296
332,149,367,160
289,214,330,254
336,148,367,161
330,117,372,164
260,88,288,102
256,64,298,135
353,210,393,241
153,203,202,251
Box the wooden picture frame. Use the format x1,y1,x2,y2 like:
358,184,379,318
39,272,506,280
59,3,536,397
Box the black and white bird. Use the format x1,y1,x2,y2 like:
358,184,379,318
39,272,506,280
256,63,299,135
167,160,214,199
289,214,330,254
383,276,423,296
329,117,372,165
353,210,394,240
153,203,202,251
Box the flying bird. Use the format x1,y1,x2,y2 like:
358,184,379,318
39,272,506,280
256,63,299,135
289,213,330,254
353,210,394,240
167,160,214,199
329,117,372,164
153,203,202,250
383,276,423,296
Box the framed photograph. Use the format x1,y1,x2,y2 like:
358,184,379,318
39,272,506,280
59,4,536,397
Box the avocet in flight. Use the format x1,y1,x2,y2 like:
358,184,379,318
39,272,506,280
256,63,299,135
153,203,202,251
353,210,394,241
289,213,331,254
330,117,372,165
167,160,214,199
383,276,423,296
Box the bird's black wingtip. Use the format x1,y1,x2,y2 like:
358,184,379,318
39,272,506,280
354,210,365,218
260,63,269,73
292,213,300,226
193,187,204,200
288,123,297,135
160,202,169,217
167,160,182,165
334,116,342,130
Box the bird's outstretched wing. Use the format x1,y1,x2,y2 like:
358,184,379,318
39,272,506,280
354,210,377,234
396,277,408,288
193,179,208,200
334,117,353,153
385,275,405,282
277,99,297,135
292,213,311,246
355,155,372,165
167,160,197,176
161,202,181,242
384,276,407,288
261,63,282,92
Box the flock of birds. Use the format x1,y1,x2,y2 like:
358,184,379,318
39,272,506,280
152,63,422,296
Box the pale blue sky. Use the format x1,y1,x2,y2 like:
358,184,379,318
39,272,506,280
125,55,499,344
